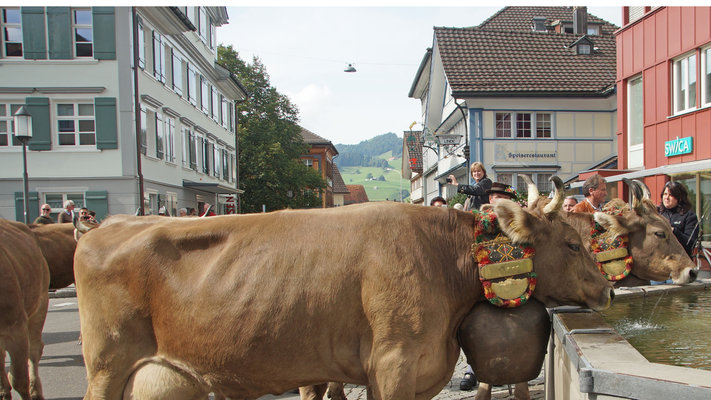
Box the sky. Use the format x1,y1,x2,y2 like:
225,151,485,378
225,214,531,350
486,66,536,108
218,6,623,146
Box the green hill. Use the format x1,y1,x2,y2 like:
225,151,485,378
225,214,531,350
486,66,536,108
339,157,408,202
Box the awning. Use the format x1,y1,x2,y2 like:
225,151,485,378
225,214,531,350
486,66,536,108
183,180,244,194
569,159,711,188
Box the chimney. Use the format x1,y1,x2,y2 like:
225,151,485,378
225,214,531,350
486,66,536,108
573,6,588,35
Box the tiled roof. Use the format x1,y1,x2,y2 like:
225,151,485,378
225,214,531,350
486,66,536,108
344,185,369,205
434,27,616,95
332,165,350,195
300,127,331,145
403,130,423,174
478,6,619,37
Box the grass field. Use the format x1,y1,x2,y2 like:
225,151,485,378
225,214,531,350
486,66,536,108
338,153,407,202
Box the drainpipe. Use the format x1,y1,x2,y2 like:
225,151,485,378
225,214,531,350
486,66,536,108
453,97,469,183
132,7,145,215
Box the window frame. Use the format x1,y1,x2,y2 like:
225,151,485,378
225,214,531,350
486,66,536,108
153,30,166,84
515,113,532,138
164,116,175,163
56,101,96,147
673,51,698,115
495,112,553,139
172,49,182,96
154,111,164,159
72,8,93,58
0,103,24,147
1,7,23,58
495,112,512,138
701,46,711,108
200,75,209,114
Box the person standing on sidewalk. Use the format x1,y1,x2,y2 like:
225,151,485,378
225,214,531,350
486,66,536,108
58,200,75,224
33,204,55,225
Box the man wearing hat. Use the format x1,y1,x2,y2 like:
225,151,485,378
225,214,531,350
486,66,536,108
485,182,517,204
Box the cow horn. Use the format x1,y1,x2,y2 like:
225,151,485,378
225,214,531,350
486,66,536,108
201,204,213,218
622,178,645,214
542,176,564,217
520,174,538,207
633,179,651,200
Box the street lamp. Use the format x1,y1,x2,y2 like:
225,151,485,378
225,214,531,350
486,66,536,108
385,168,403,203
14,106,33,224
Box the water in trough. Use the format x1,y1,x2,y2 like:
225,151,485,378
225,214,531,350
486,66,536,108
600,289,711,371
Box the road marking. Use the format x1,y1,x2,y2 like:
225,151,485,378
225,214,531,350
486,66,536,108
53,302,76,308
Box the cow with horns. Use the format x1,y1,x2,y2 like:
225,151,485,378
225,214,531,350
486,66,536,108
74,176,614,400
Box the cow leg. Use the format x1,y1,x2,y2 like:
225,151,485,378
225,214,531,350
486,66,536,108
5,322,32,400
473,382,492,400
327,382,346,400
27,294,48,400
513,382,530,400
0,345,11,400
300,384,327,400
123,362,208,400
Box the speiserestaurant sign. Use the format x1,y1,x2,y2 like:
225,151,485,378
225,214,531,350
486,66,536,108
664,136,693,157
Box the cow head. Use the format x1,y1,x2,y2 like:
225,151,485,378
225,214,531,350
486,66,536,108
590,179,697,284
491,177,613,311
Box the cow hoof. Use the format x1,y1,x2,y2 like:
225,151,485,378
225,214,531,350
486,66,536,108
459,373,478,391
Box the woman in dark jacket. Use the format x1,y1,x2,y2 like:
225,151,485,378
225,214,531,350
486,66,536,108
448,162,493,212
657,181,698,257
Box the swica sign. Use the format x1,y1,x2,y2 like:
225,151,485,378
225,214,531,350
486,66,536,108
664,136,693,157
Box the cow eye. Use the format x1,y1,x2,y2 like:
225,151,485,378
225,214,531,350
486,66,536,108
568,244,580,252
655,231,666,239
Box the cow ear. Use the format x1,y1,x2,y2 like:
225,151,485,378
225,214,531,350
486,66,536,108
494,200,535,244
593,212,630,236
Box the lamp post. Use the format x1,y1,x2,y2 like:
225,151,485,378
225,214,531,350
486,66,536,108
14,106,33,224
385,167,403,203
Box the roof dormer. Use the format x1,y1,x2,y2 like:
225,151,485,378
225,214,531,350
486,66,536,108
569,36,596,55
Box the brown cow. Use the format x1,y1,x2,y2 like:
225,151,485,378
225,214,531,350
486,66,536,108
74,198,613,400
27,222,78,290
471,177,698,400
0,220,50,400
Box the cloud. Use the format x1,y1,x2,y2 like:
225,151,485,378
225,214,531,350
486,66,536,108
284,84,332,124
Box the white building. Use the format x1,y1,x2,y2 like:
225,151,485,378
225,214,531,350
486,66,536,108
408,7,619,205
0,6,246,221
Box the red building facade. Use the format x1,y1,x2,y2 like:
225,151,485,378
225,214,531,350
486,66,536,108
614,6,711,241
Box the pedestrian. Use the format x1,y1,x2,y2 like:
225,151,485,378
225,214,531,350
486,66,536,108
200,203,216,217
33,204,54,225
485,182,516,204
76,207,92,225
179,208,188,217
447,162,493,212
430,196,447,207
563,196,578,212
572,174,607,213
58,200,75,224
158,206,170,217
188,207,198,216
657,181,698,257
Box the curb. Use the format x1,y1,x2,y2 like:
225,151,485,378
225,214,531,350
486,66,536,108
48,285,76,299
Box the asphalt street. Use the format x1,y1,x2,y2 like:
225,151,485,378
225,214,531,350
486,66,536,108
5,290,542,399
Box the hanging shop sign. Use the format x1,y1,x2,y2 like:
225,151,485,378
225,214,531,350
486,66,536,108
664,136,693,157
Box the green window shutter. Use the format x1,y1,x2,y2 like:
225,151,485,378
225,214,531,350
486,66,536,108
85,190,108,222
15,191,39,223
21,7,47,60
47,7,71,60
95,97,118,150
92,7,115,60
26,97,51,151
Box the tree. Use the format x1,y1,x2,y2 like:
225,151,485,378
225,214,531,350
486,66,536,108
218,45,325,213
366,173,373,180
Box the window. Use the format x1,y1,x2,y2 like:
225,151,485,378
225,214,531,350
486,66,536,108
516,113,532,138
198,7,207,43
45,193,84,221
202,138,212,175
187,63,197,105
587,26,599,35
702,47,711,107
165,116,175,163
222,149,229,180
181,126,190,168
0,103,23,147
2,8,22,57
536,173,552,192
211,87,219,121
517,175,528,194
536,113,551,138
137,19,145,69
213,144,220,178
628,75,644,168
673,52,697,114
578,44,591,55
496,113,511,138
73,9,93,57
172,50,182,96
155,112,164,159
200,76,209,114
139,104,147,155
221,96,228,128
304,159,313,168
57,103,95,146
153,31,165,83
